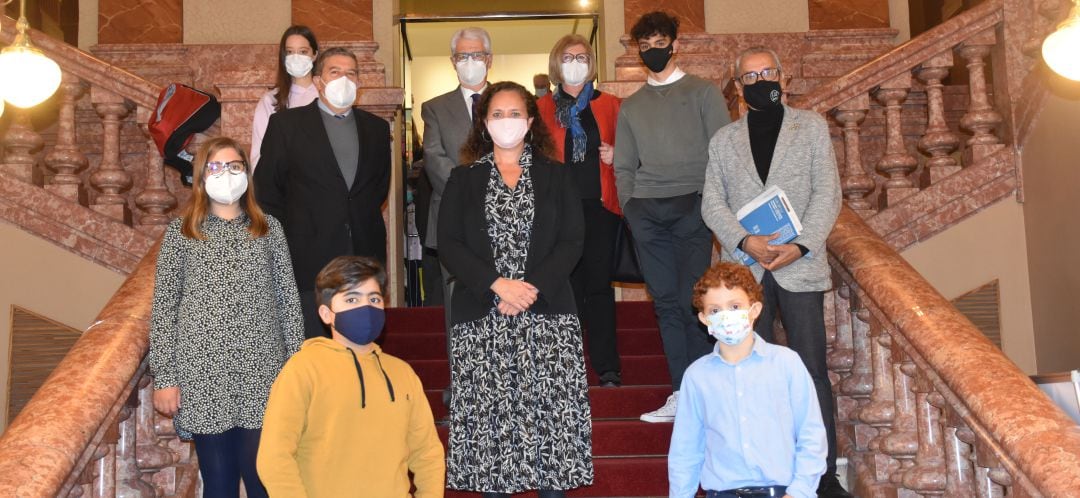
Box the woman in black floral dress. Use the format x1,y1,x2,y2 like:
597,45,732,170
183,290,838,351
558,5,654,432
438,81,592,497
149,136,304,498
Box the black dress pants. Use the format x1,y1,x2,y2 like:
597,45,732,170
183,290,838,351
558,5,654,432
571,199,621,377
754,270,839,473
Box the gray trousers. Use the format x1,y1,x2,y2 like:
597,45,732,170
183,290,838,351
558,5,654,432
622,193,714,390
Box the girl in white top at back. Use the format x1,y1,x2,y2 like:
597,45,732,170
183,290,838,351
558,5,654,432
250,25,320,168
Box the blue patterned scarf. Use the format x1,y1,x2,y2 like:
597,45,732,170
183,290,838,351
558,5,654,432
554,82,594,163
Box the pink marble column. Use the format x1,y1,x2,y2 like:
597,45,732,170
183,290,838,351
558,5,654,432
624,0,706,33
1,109,44,184
809,0,891,30
134,107,177,230
942,417,976,497
833,94,875,216
872,73,919,208
957,28,1005,164
882,359,919,484
89,88,134,224
44,74,90,202
293,0,374,40
915,52,962,186
901,372,947,494
98,0,182,44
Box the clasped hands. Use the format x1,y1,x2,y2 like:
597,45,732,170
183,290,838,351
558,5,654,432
742,233,802,272
491,277,538,316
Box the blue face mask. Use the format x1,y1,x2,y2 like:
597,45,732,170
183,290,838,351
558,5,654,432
707,309,753,346
334,305,385,345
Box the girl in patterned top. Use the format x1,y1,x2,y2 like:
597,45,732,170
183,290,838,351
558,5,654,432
149,136,305,498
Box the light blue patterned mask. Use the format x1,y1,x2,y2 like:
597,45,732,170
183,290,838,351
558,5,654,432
707,310,753,346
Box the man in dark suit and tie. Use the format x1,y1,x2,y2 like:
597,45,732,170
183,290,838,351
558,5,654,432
255,47,391,339
420,27,492,408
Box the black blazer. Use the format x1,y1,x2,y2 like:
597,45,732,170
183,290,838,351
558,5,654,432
438,153,585,325
254,100,391,292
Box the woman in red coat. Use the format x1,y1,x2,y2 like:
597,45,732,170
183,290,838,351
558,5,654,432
537,34,623,387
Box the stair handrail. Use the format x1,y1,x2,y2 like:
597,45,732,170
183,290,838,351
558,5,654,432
0,14,160,109
789,0,1004,115
827,206,1080,496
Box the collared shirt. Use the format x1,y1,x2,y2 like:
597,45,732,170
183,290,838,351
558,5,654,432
647,67,687,86
460,83,488,118
668,334,826,498
250,83,319,167
318,98,353,119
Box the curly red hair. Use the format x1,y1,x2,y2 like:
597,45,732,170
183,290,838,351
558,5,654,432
692,262,763,311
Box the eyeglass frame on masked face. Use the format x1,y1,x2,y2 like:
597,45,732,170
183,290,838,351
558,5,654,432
205,160,248,177
452,51,490,63
737,67,782,86
560,53,591,64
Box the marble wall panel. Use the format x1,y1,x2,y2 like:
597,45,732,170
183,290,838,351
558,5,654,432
293,0,374,41
624,0,706,35
98,0,182,44
809,0,891,30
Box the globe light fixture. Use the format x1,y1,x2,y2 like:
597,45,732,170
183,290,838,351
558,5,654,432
1043,0,1080,81
0,0,62,108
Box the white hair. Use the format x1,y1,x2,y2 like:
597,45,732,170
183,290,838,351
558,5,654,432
734,46,783,75
450,27,492,54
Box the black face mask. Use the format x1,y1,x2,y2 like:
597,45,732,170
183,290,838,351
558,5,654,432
742,80,783,110
639,45,674,74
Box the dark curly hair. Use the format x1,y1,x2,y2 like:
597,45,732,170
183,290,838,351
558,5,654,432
459,81,555,164
692,262,763,311
631,11,680,42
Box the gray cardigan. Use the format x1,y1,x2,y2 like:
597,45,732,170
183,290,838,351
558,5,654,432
701,105,841,292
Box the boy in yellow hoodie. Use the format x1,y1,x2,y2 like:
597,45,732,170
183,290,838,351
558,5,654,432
257,256,445,497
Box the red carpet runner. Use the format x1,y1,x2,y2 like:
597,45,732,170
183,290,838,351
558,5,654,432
383,301,674,497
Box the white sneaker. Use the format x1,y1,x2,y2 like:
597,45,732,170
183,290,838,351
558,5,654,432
640,391,679,423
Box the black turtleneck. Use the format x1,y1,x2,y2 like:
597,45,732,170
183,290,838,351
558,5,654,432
747,105,784,184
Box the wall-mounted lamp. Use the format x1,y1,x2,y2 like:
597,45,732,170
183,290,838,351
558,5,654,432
0,0,62,108
1043,0,1080,81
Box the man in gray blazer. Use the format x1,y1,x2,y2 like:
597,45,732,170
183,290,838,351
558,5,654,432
701,46,849,498
420,26,491,407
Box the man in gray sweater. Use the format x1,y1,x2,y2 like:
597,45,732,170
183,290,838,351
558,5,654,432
613,11,731,423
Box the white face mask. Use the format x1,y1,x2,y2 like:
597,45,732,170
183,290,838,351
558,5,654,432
284,54,314,78
486,118,530,149
561,61,590,86
706,309,754,346
322,76,357,109
205,172,249,205
456,59,487,87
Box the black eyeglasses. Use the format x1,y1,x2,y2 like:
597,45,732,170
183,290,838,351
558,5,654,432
738,67,781,85
205,160,247,177
560,53,591,64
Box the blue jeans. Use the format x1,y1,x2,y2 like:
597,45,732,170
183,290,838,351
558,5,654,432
191,427,267,498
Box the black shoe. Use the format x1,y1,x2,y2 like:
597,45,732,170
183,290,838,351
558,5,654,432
817,473,853,498
598,371,622,387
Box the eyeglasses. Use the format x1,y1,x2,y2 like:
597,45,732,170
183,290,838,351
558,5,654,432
560,53,591,64
738,67,781,85
452,52,489,63
205,160,247,177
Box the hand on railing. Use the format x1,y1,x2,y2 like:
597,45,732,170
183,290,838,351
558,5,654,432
153,386,180,417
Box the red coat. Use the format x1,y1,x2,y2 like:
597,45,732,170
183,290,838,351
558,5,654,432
537,90,622,215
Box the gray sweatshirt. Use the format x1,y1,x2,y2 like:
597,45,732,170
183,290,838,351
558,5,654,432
613,73,730,207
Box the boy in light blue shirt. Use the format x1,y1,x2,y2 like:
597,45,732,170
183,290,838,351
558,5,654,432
669,262,827,498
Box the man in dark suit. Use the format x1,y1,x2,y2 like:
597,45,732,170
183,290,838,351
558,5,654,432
420,28,492,399
255,47,391,339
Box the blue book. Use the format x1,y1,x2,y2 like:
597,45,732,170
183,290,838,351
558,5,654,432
731,186,803,266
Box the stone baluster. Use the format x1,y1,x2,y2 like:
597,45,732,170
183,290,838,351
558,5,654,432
89,88,134,224
827,284,855,378
135,107,177,230
833,95,875,216
43,74,90,202
92,429,118,498
116,383,156,496
859,318,901,487
133,374,180,495
957,28,1005,164
957,427,1007,498
882,357,919,484
901,371,947,494
942,416,976,496
914,53,962,186
1,109,44,184
839,301,873,401
872,74,919,208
